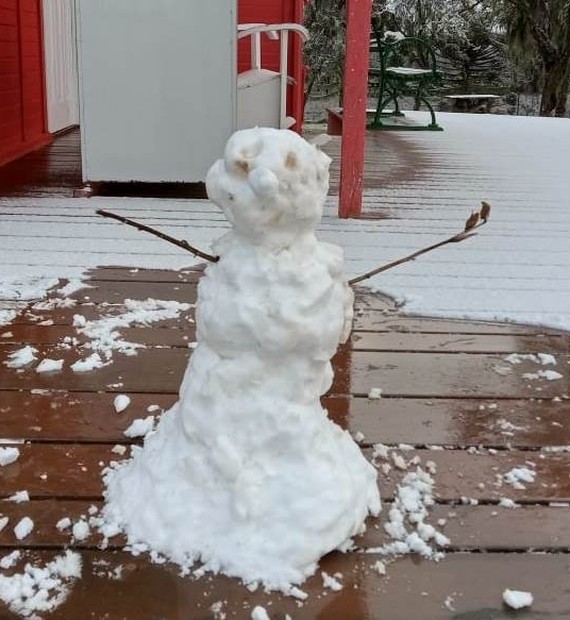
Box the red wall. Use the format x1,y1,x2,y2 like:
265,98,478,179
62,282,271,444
238,0,306,131
0,0,49,167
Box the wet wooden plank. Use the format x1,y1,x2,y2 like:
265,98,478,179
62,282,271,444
1,550,569,620
0,391,177,442
0,346,189,393
68,280,198,305
350,351,569,398
1,444,568,503
2,346,568,398
1,323,195,347
351,331,568,354
327,396,570,448
3,392,569,448
4,304,196,327
2,500,569,551
353,310,562,335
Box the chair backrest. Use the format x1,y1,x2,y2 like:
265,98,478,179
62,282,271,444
371,16,438,76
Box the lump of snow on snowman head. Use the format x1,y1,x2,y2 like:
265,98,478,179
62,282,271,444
206,128,331,247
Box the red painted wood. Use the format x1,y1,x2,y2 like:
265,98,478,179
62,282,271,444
338,0,372,218
0,0,49,167
238,0,307,132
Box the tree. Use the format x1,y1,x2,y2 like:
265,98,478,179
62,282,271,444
495,0,570,116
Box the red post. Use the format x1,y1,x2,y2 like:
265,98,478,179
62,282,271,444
338,0,372,218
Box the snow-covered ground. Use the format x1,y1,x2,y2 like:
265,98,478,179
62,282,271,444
1,112,569,330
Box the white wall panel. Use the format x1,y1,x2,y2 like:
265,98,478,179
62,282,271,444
77,0,236,182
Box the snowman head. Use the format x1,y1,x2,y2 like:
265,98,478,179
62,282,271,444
206,128,331,247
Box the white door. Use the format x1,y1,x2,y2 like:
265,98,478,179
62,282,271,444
43,0,79,133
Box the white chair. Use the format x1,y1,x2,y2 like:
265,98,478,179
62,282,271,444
237,23,309,130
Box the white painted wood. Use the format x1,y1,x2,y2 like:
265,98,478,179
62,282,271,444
76,0,236,183
237,24,308,129
42,0,79,133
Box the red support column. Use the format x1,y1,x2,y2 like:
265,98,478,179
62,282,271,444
338,0,372,218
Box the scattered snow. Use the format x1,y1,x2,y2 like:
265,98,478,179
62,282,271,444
504,467,536,489
7,491,30,503
0,447,20,467
56,518,72,531
368,387,383,399
367,466,448,560
372,560,386,575
71,520,90,541
0,517,8,532
35,358,64,373
251,606,270,620
111,444,127,456
0,551,21,570
13,517,34,540
498,498,519,509
522,370,563,381
321,571,343,591
123,416,155,438
70,353,107,373
113,394,131,414
504,353,556,366
0,550,82,617
3,346,37,369
503,589,533,609
71,299,191,365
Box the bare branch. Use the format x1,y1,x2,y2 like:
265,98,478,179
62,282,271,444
348,204,491,286
96,210,219,263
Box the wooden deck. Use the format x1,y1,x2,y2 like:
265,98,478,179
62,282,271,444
0,266,569,619
1,128,570,619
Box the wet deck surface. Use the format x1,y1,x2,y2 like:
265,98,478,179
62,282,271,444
1,267,569,619
1,129,570,618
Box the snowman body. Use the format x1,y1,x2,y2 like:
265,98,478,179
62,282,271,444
102,128,380,589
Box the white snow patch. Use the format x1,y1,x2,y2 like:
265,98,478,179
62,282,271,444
503,589,533,609
368,387,383,399
522,369,563,381
123,416,155,438
35,358,64,373
71,520,90,541
70,353,107,373
3,346,37,369
72,299,191,365
251,606,270,620
366,466,448,560
14,517,34,540
0,550,82,617
56,518,72,532
498,498,519,508
504,467,536,489
113,395,131,414
0,517,8,533
0,447,20,467
321,571,343,591
7,491,30,503
5,491,30,504
0,551,21,570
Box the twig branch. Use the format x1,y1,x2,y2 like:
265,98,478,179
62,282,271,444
96,209,219,263
348,203,491,286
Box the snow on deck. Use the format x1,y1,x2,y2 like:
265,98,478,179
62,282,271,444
1,112,569,331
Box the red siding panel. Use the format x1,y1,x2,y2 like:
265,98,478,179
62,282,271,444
0,0,49,167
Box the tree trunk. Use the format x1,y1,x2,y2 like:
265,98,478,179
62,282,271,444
540,62,570,117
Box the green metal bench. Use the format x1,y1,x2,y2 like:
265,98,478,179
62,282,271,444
369,18,443,131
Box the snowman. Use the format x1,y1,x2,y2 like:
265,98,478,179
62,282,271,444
101,128,381,590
